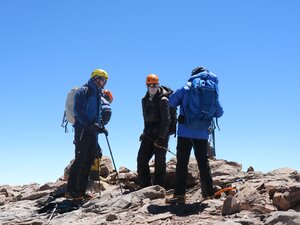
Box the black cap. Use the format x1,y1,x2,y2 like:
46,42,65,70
191,66,207,76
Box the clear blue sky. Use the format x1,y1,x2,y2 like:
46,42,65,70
1,1,299,185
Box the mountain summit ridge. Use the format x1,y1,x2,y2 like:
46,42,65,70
0,157,299,225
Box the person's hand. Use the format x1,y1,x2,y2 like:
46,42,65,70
154,137,165,147
139,134,144,142
88,123,101,132
99,127,109,136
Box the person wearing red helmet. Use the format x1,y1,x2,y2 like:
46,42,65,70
137,74,173,188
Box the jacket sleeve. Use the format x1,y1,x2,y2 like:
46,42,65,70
141,98,147,133
168,87,186,108
74,87,89,127
158,97,171,139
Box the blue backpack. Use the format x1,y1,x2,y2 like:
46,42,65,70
184,71,219,130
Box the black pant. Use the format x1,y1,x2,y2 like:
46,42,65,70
137,135,168,187
67,128,98,194
174,137,214,198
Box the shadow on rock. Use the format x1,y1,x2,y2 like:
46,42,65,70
147,202,207,216
38,199,84,214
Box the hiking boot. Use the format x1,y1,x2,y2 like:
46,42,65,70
203,195,214,200
65,191,93,201
196,195,215,202
82,192,93,200
65,191,83,200
165,195,186,204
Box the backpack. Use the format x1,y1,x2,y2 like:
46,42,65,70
100,95,112,126
184,72,219,130
61,86,110,132
61,86,84,132
161,86,177,136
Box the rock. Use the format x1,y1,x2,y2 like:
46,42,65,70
236,183,262,210
247,166,254,172
214,222,242,225
221,195,240,216
21,190,51,201
119,167,130,173
0,157,299,225
267,182,300,210
100,156,114,177
146,212,172,223
106,213,118,221
0,187,9,197
0,195,5,206
264,210,300,224
210,159,242,177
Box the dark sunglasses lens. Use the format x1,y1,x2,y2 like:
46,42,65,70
148,84,158,87
96,77,107,83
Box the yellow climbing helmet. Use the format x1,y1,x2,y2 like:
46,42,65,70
91,69,109,80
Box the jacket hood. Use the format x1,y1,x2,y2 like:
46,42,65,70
159,85,173,97
145,85,173,99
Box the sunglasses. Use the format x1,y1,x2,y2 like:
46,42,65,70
95,77,107,84
148,84,159,88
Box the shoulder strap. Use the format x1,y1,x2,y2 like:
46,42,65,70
61,111,69,133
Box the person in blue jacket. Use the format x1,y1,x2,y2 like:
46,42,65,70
66,69,109,200
89,89,113,181
165,66,224,204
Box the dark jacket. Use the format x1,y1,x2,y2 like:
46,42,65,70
142,86,172,139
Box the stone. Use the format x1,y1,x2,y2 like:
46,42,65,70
221,196,240,216
0,157,299,225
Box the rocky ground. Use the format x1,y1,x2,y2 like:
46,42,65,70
0,157,299,225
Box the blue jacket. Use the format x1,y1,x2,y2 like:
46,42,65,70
74,78,102,130
169,79,224,139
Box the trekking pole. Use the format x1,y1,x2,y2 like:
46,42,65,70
97,158,101,197
212,128,216,156
104,134,123,194
153,142,176,156
46,203,58,225
165,148,176,157
143,133,176,156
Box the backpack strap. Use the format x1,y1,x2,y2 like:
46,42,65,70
208,118,220,157
61,111,69,133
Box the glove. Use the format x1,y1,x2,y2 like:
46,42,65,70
178,114,185,124
99,127,108,136
139,134,144,142
154,137,165,148
88,123,101,132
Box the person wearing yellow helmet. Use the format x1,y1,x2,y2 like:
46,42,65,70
91,69,109,89
91,69,109,79
66,68,109,200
